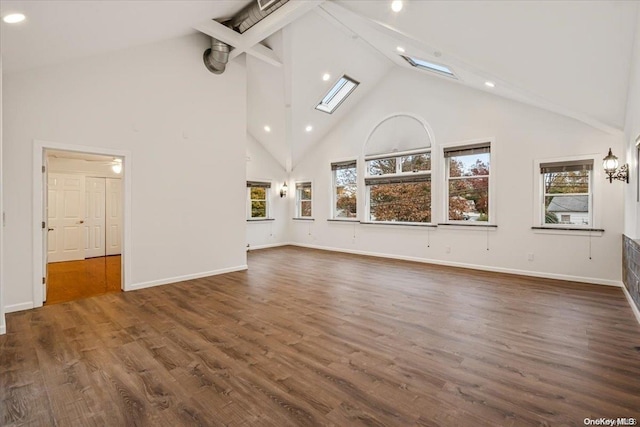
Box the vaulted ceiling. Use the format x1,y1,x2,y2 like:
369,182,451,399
2,0,638,170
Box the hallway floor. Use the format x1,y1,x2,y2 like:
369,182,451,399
46,255,121,305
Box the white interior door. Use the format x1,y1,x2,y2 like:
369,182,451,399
85,177,106,258
106,178,123,256
48,173,86,263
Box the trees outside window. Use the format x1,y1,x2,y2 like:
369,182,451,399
445,144,490,222
365,151,431,223
296,182,312,218
332,161,357,219
540,160,592,226
247,181,270,219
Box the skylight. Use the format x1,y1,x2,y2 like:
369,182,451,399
401,55,456,79
315,75,359,114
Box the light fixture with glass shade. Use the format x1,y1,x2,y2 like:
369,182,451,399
112,158,123,174
280,182,288,198
602,148,628,183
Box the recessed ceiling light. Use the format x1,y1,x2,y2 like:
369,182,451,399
3,13,26,24
305,125,313,132
396,46,405,53
264,125,271,132
391,1,403,12
322,73,331,81
484,81,496,88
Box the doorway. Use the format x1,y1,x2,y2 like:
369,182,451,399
44,150,124,304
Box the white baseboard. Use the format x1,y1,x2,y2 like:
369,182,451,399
247,242,292,251
128,265,248,291
5,302,35,313
290,243,622,287
621,285,640,325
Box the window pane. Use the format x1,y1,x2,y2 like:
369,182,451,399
250,187,266,200
401,153,431,172
251,201,266,218
544,195,589,225
335,167,357,218
449,153,490,178
544,171,589,194
448,177,488,221
369,182,431,223
368,158,396,176
300,187,312,201
301,200,312,217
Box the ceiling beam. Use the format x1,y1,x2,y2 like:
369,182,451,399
194,19,283,67
228,0,325,62
195,1,325,68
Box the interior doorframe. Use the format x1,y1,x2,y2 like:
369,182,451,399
32,140,132,307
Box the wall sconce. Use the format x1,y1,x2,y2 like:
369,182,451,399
602,148,628,183
280,182,288,198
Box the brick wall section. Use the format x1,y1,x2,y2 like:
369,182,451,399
623,235,640,311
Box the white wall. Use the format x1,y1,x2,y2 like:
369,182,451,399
289,67,624,285
1,51,5,333
624,8,640,239
2,33,248,312
246,134,289,249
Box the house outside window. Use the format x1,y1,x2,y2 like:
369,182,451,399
247,181,270,219
365,150,431,223
540,159,593,226
444,143,491,222
296,182,312,218
332,160,357,219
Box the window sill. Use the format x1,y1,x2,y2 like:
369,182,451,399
359,221,437,227
531,226,604,236
247,218,275,222
438,222,497,229
327,218,359,223
292,217,315,221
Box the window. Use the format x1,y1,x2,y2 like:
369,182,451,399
365,150,431,223
401,55,457,79
296,182,312,218
332,160,357,219
445,143,491,222
247,181,270,219
315,75,359,114
540,159,593,226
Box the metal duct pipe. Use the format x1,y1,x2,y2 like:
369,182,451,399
203,0,290,74
203,37,230,74
229,0,289,34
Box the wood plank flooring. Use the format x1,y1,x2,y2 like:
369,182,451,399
2,246,640,426
46,255,122,305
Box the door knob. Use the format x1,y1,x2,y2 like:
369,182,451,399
77,220,84,224
48,228,54,231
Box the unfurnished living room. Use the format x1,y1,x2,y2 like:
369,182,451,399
1,0,640,425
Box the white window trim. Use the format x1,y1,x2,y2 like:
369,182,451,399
364,150,433,224
295,180,313,219
532,154,602,233
331,158,358,220
246,180,272,220
441,138,496,225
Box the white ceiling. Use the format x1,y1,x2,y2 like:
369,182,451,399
0,0,250,73
2,0,639,170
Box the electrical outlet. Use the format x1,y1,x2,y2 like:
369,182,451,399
527,253,534,261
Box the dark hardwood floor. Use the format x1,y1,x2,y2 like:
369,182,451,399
2,246,640,426
46,255,122,305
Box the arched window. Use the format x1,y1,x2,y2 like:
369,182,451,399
364,115,433,224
